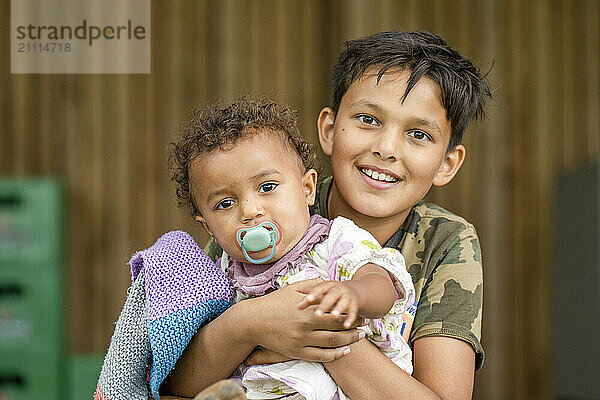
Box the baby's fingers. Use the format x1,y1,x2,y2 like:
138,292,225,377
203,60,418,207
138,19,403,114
316,290,343,316
338,299,358,328
297,283,333,309
326,294,358,328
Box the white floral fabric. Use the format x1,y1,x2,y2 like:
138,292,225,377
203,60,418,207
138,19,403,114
221,216,416,399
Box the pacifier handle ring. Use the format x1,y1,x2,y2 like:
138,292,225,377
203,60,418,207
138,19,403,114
241,230,277,264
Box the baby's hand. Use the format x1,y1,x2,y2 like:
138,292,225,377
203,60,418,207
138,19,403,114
297,281,361,329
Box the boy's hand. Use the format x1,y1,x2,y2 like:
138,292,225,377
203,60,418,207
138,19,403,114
297,281,361,328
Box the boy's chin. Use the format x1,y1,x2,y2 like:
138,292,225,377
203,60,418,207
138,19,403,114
350,200,392,217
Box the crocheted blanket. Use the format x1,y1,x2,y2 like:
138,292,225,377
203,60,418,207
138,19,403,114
95,231,234,400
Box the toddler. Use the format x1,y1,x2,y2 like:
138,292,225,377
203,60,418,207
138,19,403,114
171,97,416,399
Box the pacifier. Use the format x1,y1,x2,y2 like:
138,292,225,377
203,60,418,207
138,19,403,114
235,221,281,264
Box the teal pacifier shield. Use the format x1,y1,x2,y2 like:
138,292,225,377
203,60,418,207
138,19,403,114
242,227,272,252
236,222,280,264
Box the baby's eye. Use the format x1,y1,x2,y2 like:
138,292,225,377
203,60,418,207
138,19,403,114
407,130,431,142
357,115,378,125
259,182,278,193
215,199,235,210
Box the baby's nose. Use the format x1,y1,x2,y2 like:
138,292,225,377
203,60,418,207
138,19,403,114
240,198,265,222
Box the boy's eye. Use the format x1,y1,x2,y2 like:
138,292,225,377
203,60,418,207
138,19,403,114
407,130,431,142
259,182,278,193
215,199,235,210
357,115,378,125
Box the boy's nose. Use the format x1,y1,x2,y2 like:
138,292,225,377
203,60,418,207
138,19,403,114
371,129,400,161
240,198,265,223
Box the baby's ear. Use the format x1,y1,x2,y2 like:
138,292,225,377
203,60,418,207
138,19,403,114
194,214,213,237
433,145,466,186
302,169,318,206
317,107,336,156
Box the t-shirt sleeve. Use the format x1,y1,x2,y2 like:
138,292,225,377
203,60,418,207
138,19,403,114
409,223,484,371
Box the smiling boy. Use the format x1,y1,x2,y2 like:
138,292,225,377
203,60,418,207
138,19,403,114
304,30,491,398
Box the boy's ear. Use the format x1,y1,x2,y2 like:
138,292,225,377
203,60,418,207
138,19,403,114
317,107,335,156
194,214,214,237
302,168,318,206
433,145,466,186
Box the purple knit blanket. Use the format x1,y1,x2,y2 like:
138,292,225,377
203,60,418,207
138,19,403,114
96,230,233,400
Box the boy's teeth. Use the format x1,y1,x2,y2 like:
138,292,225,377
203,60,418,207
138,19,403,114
361,168,398,182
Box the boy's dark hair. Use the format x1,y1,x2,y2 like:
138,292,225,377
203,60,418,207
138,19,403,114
330,29,492,150
169,97,320,217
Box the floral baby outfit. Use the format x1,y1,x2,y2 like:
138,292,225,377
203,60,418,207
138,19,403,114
220,215,416,400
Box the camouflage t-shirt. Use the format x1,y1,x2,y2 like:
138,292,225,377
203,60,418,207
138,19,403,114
310,177,484,371
204,176,484,371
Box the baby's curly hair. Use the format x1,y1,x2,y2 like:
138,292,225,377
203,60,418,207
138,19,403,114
169,97,320,217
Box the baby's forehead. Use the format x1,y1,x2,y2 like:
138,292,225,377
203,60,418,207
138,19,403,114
192,130,305,173
202,130,290,157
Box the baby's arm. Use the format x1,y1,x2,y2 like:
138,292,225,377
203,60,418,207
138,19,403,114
297,263,397,328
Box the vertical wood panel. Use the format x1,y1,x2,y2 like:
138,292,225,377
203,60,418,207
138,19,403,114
150,1,173,248
89,73,104,350
532,3,552,398
38,0,51,175
39,74,51,174
505,0,525,397
572,2,592,164
377,0,394,30
168,2,188,235
112,1,132,331
274,0,287,96
561,0,575,170
488,2,507,384
249,1,262,93
474,1,508,398
11,76,25,174
0,0,10,174
301,0,317,147
586,0,600,156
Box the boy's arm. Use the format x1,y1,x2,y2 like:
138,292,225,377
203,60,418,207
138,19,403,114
243,329,475,399
161,279,363,397
324,336,475,400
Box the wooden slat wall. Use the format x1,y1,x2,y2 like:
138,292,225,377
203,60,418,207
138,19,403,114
1,1,599,398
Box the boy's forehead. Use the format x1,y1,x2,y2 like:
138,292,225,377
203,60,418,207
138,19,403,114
356,65,407,84
345,68,441,104
347,67,445,111
355,66,440,94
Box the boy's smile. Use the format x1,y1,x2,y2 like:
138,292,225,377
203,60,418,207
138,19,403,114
189,132,317,264
318,68,465,243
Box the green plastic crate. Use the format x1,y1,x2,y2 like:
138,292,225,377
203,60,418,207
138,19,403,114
0,179,62,265
67,354,104,400
0,179,64,400
0,265,62,352
0,349,63,400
